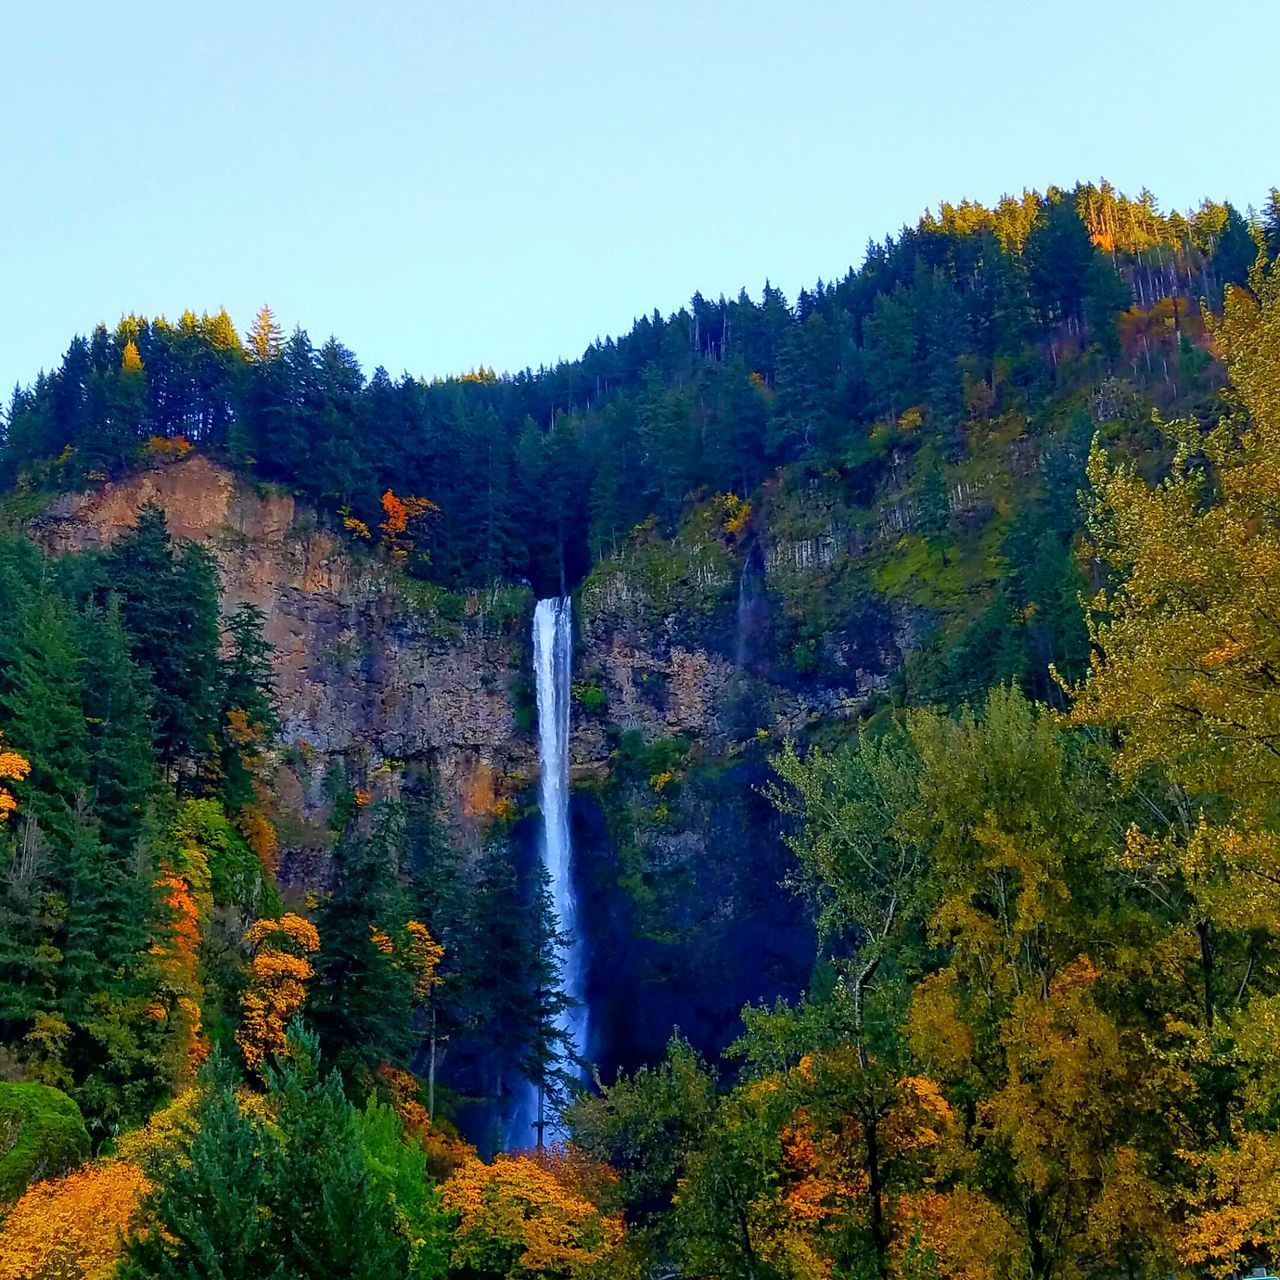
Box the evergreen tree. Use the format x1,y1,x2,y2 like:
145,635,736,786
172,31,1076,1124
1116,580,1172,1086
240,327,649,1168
122,1040,415,1279
0,594,89,844
99,506,222,782
266,1035,407,1277
521,859,576,1117
120,1058,284,1279
79,597,156,854
217,601,279,810
311,806,415,1089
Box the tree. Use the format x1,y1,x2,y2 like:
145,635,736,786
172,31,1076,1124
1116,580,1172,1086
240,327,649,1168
0,594,89,844
567,1033,717,1261
236,913,320,1077
99,506,222,781
217,601,279,812
1066,260,1280,814
311,806,417,1088
0,1159,150,1280
0,730,30,827
441,1152,623,1280
79,597,156,854
246,305,283,364
120,1061,282,1279
265,1034,410,1277
354,1098,452,1280
123,1038,418,1280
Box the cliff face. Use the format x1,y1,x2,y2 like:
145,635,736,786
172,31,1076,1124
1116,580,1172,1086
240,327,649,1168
33,457,533,867
31,456,803,842
31,456,827,1067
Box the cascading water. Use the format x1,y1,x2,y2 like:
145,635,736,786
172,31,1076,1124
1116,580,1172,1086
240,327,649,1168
508,596,588,1148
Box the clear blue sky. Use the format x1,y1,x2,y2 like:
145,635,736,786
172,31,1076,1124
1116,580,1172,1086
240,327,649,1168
3,0,1275,398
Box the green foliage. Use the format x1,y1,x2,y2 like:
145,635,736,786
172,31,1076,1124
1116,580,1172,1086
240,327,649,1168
121,1038,441,1280
99,505,223,780
572,681,607,716
0,1081,90,1204
0,507,279,1138
567,1033,716,1237
354,1099,452,1280
311,806,418,1090
171,797,269,912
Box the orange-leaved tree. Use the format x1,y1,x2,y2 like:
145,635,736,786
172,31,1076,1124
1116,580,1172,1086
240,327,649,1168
0,730,30,825
0,1161,150,1280
379,489,438,565
235,913,320,1076
442,1152,624,1279
147,831,213,1085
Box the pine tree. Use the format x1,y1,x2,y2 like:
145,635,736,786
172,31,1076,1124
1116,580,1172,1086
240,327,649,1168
521,858,576,1120
0,594,89,845
247,305,283,364
311,806,415,1089
119,1059,281,1279
99,506,222,782
266,1034,407,1277
79,597,156,854
217,602,279,810
122,1039,413,1279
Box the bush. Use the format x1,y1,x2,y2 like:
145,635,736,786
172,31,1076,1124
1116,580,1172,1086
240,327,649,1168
0,1081,91,1204
573,681,608,716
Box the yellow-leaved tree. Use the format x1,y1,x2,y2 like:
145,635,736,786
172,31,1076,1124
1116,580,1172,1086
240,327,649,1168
0,730,30,825
1064,259,1280,1274
1066,260,1280,818
442,1152,623,1279
0,1161,150,1280
235,914,320,1076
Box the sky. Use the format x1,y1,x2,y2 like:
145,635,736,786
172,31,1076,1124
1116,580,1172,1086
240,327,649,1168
2,0,1276,398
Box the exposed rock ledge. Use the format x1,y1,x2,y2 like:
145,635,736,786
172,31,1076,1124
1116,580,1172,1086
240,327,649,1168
31,456,532,864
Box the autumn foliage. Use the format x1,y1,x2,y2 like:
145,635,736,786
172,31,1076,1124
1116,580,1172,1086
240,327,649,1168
379,488,438,565
442,1152,624,1278
235,914,320,1075
147,863,209,1082
0,731,30,825
0,1160,150,1280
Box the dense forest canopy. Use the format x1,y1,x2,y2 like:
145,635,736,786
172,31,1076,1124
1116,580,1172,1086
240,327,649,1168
4,182,1275,597
4,180,1280,1278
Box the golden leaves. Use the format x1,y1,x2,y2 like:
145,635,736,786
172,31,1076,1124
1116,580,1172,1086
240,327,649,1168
0,1161,150,1280
1179,1132,1280,1278
402,920,444,1003
1065,261,1280,810
0,733,30,825
236,913,319,1075
441,1153,623,1279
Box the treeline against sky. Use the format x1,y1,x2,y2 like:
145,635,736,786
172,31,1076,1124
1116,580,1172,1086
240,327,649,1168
3,183,1276,597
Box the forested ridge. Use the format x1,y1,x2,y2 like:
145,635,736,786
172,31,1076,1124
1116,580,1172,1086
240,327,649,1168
3,181,1280,1278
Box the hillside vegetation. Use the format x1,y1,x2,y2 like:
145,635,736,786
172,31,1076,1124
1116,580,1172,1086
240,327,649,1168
2,183,1280,1278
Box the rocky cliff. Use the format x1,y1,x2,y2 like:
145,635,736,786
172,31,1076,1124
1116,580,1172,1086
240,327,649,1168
30,455,829,1068
33,457,528,869
29,456,824,872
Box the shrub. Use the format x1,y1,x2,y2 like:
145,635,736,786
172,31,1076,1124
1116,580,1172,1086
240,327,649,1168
0,1081,91,1205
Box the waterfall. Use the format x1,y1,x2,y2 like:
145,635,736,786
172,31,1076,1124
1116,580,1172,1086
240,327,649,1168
508,596,587,1148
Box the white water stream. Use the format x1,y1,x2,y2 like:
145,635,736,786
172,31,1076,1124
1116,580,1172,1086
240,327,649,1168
509,596,588,1147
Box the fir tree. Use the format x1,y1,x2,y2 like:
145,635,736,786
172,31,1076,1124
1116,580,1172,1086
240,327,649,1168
79,596,156,855
311,806,416,1089
99,506,222,783
119,1058,281,1279
217,601,279,810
